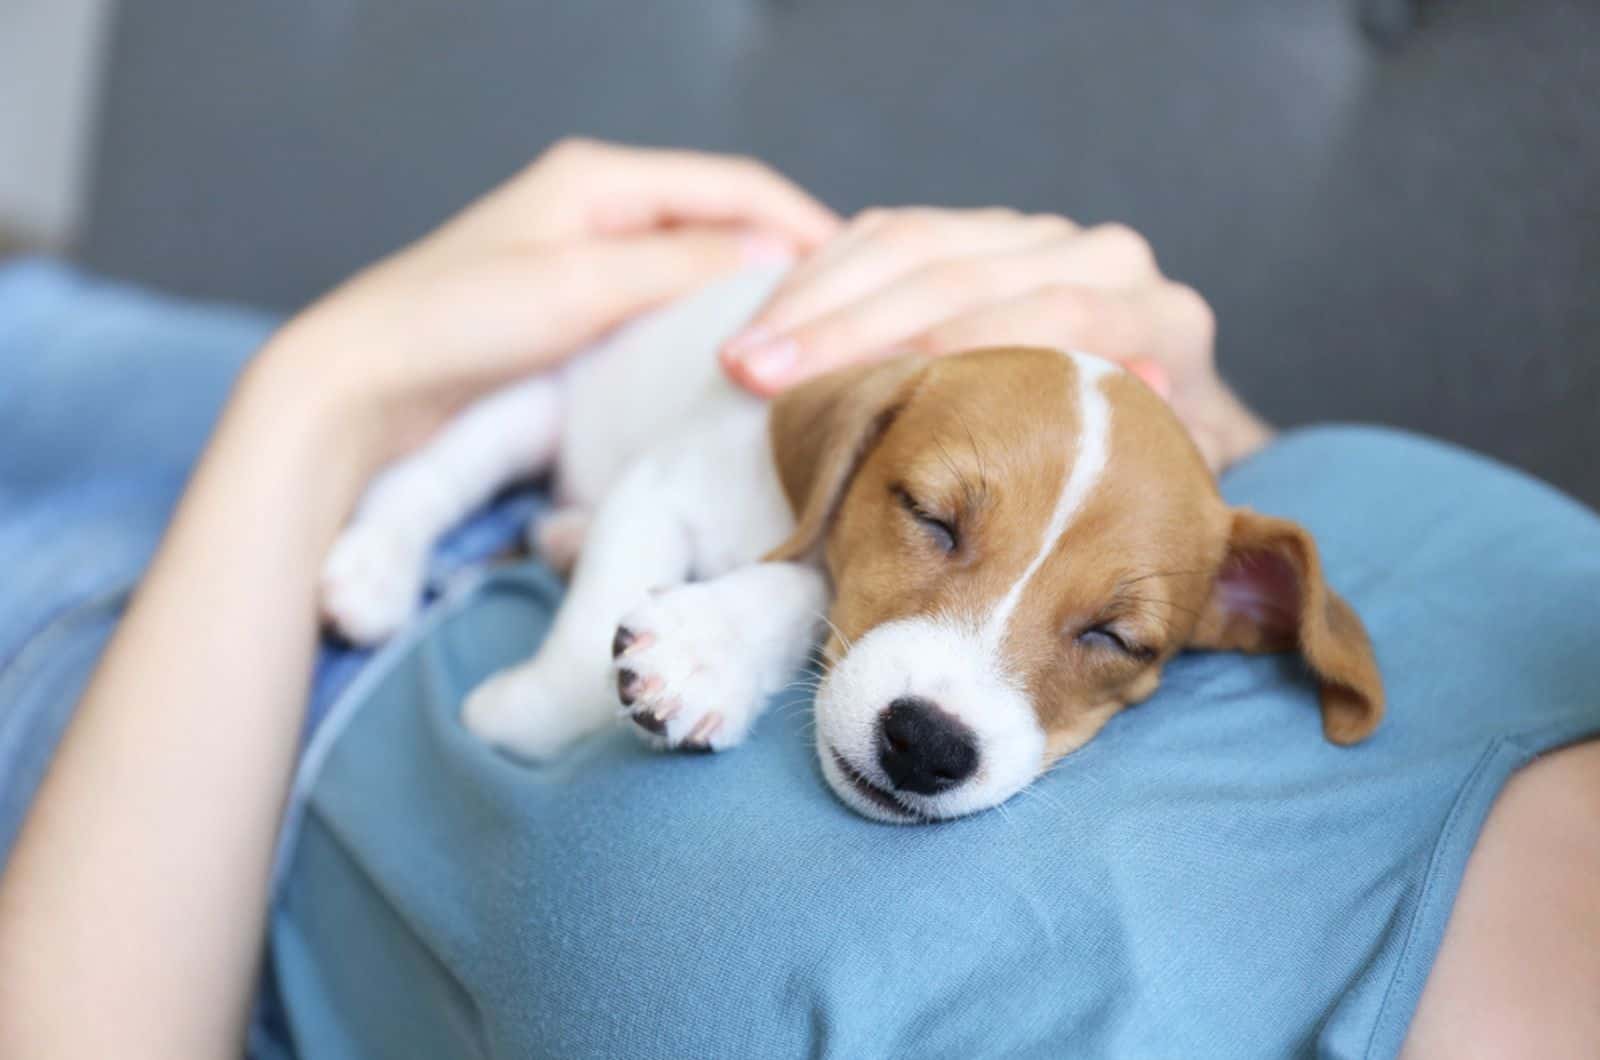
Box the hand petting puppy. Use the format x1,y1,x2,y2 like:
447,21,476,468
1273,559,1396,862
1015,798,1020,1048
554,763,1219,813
263,137,837,471
721,207,1271,473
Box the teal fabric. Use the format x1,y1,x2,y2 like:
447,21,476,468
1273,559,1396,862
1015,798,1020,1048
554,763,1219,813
272,426,1600,1059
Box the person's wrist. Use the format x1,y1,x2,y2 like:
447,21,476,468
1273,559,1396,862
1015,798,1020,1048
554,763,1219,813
232,326,392,501
1212,382,1274,469
1175,376,1274,474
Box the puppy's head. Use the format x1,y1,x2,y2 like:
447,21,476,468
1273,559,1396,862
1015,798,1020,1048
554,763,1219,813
767,348,1382,823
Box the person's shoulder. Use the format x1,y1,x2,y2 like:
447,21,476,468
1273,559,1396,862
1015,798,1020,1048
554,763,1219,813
1223,423,1600,551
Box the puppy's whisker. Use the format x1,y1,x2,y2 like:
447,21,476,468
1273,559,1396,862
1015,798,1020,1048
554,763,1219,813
993,799,1024,841
809,610,855,656
1015,784,1066,814
931,433,987,515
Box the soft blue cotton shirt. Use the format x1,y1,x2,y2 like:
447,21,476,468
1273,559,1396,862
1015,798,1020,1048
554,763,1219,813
2,260,1597,1059
271,426,1600,1059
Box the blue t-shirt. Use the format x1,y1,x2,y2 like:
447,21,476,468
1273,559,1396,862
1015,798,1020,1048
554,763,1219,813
3,260,1598,1059
269,432,1600,1059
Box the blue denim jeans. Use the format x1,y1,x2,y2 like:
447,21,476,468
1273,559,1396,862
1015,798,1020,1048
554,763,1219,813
0,260,273,856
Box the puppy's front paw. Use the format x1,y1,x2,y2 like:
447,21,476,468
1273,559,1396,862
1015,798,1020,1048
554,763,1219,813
320,522,428,646
611,585,771,752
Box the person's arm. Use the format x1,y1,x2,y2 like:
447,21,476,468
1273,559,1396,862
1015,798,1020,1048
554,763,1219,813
719,207,1271,472
1402,739,1600,1056
0,361,375,1056
0,139,836,1059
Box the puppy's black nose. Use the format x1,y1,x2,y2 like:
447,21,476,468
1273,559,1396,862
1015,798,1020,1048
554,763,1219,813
877,697,978,795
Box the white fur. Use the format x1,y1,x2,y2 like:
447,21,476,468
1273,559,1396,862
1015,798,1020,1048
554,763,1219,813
321,375,564,642
611,563,827,751
326,266,803,758
815,616,1046,822
324,267,788,645
321,270,1116,822
459,399,799,758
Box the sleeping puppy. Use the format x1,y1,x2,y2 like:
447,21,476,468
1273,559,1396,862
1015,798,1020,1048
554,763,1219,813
320,268,1382,823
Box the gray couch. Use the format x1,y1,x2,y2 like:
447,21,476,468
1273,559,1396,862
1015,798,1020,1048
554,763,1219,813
77,0,1599,505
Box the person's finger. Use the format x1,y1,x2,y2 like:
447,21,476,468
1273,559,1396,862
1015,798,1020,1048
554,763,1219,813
732,226,1166,390
727,208,1073,354
553,140,841,249
743,207,889,299
909,283,1163,372
1122,358,1172,400
911,282,1210,404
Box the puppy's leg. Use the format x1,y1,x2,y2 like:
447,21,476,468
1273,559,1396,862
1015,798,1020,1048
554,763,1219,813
321,376,564,644
461,459,698,758
530,506,592,576
611,562,827,751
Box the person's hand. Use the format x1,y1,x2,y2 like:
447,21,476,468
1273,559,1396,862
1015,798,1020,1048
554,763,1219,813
720,207,1270,471
255,138,839,469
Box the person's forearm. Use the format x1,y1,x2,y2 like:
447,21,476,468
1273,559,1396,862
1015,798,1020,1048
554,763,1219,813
0,354,377,1059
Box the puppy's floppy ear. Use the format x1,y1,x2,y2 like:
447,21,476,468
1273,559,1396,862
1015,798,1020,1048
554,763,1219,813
764,355,928,561
1188,509,1384,744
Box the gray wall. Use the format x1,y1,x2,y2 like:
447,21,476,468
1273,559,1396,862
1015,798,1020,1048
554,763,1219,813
0,0,113,247
79,0,1600,506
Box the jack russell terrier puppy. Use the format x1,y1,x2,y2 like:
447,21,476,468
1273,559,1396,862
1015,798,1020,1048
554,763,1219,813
320,267,1383,823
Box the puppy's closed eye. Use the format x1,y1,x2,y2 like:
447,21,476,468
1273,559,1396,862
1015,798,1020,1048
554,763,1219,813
1074,622,1158,662
892,485,959,554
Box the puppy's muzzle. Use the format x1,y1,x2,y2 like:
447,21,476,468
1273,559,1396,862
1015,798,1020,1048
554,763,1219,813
877,697,979,795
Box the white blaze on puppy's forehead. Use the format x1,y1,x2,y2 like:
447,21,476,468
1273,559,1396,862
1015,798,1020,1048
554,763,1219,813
980,351,1115,648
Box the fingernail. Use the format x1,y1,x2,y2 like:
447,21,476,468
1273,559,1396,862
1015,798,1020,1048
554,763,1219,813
738,336,799,387
741,232,796,268
1126,359,1171,401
